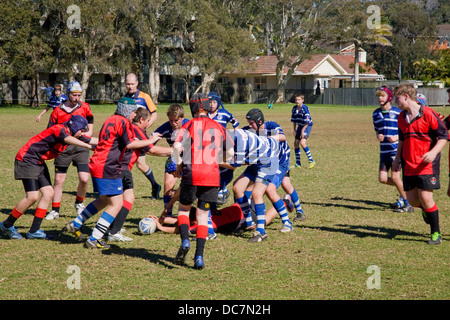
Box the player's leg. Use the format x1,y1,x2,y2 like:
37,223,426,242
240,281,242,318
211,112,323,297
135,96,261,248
48,168,67,220
107,174,134,242
293,136,301,168
137,155,161,199
391,169,412,212
233,174,254,228
418,188,442,245
281,175,306,221
175,183,194,265
74,162,90,215
265,181,293,232
163,172,178,216
248,181,269,242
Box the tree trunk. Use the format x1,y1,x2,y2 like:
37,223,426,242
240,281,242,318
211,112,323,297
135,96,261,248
146,45,160,104
199,72,216,95
353,42,360,88
80,63,91,102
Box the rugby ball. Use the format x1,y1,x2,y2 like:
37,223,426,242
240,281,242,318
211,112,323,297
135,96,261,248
138,217,157,235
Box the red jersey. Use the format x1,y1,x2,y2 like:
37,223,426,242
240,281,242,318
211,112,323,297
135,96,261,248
175,116,232,186
15,124,90,165
89,115,136,179
190,204,244,233
48,101,94,127
121,124,153,171
398,106,449,176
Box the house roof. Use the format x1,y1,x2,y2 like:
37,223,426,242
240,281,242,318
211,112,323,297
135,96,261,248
232,54,378,76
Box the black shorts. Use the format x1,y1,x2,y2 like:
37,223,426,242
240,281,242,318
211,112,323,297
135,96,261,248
179,182,219,206
54,145,90,172
14,160,52,191
121,169,134,191
403,175,440,191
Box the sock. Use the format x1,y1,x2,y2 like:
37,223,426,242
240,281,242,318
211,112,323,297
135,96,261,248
178,214,190,241
29,207,47,233
290,190,304,213
424,204,440,234
72,202,99,229
207,210,215,235
273,199,290,224
237,196,252,226
52,201,61,213
109,200,133,235
145,168,157,187
254,203,266,235
90,211,115,241
303,146,313,162
75,195,85,204
295,148,301,165
195,225,208,257
163,195,172,216
3,207,24,228
402,198,409,206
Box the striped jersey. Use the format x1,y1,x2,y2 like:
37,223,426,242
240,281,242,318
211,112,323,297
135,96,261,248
47,94,67,109
48,101,94,127
291,104,313,127
121,123,153,171
208,109,239,128
153,118,190,147
229,128,280,167
89,114,136,179
261,121,290,166
372,106,401,160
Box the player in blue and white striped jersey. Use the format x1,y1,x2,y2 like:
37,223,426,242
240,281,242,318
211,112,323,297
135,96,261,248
208,91,239,205
291,94,315,169
35,84,67,123
373,86,411,212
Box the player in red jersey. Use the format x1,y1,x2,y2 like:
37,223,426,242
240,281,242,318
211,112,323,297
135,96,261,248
46,81,95,220
106,108,172,242
392,84,448,245
63,98,162,249
171,93,234,269
0,115,96,240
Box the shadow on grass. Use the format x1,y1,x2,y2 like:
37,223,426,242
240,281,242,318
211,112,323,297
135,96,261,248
102,247,176,269
302,196,393,211
298,223,426,242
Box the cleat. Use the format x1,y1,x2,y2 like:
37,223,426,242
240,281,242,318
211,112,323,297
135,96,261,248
283,194,294,213
308,161,316,169
84,238,111,249
193,256,205,270
280,221,293,233
248,231,268,243
294,211,306,221
393,204,414,213
206,233,217,240
175,239,190,265
291,163,301,169
152,184,162,200
244,222,256,231
61,222,86,240
74,203,86,215
107,231,133,242
0,222,23,240
26,229,47,240
427,232,442,245
389,200,403,209
45,210,59,220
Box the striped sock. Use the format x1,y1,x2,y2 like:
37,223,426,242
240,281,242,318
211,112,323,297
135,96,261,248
303,146,313,162
90,211,115,241
290,190,304,213
254,203,266,235
295,148,301,165
73,202,98,229
237,196,252,226
207,210,215,235
273,199,290,224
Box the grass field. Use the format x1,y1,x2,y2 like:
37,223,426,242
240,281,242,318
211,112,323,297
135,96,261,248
0,102,448,301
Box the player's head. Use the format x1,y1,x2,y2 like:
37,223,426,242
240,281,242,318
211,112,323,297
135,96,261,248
66,115,88,137
125,73,139,94
167,104,185,130
376,86,393,106
67,81,83,103
189,93,210,117
246,108,264,131
393,83,417,109
417,93,427,106
133,107,151,129
294,94,304,105
53,84,62,96
208,91,223,113
116,97,138,120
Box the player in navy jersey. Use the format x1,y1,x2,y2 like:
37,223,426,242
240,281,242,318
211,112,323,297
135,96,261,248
63,98,162,249
373,86,411,212
35,84,67,123
207,91,239,205
0,115,96,240
152,104,190,217
291,94,315,169
172,93,233,269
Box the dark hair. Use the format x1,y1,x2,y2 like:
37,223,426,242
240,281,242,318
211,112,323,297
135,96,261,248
132,107,150,123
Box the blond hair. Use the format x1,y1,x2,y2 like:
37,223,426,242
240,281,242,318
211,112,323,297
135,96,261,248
393,83,417,101
167,104,185,119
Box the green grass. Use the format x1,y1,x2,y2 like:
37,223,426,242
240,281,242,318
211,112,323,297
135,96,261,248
0,103,448,300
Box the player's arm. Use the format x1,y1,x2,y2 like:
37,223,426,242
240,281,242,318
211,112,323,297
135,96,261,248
146,145,172,157
392,140,403,172
127,132,162,150
64,136,95,150
422,139,447,164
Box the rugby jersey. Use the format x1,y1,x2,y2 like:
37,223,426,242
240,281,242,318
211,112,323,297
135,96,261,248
153,118,190,147
125,90,157,113
208,109,239,128
190,204,244,234
16,124,90,165
291,104,313,127
398,106,449,176
89,114,136,179
47,94,67,109
48,101,94,127
230,128,280,167
372,106,401,160
121,123,153,171
174,116,232,186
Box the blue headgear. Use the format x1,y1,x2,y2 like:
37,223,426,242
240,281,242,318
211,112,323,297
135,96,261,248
208,91,224,109
66,115,88,135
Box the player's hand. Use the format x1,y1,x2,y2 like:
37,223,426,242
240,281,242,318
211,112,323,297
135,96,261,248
36,116,41,122
388,135,398,143
422,151,437,164
377,134,384,142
